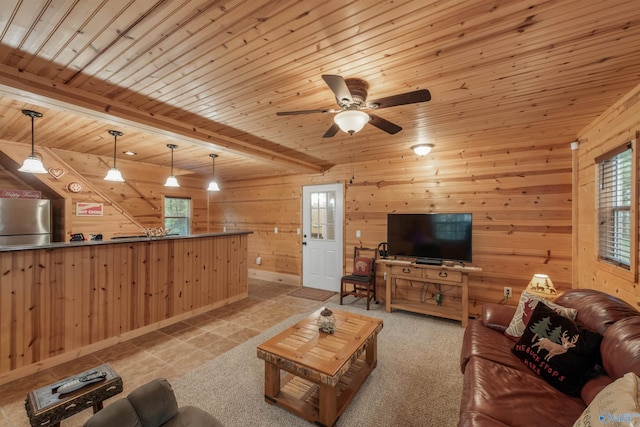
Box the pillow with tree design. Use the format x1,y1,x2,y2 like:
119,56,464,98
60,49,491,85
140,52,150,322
512,303,602,396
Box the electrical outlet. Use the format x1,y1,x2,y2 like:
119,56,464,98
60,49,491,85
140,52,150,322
504,287,512,299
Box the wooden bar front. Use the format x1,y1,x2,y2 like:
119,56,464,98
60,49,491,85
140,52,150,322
0,232,250,385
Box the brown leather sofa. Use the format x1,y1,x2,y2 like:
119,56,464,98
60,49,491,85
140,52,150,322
459,289,640,426
84,378,223,427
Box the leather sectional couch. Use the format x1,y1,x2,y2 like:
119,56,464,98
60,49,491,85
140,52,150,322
459,289,640,426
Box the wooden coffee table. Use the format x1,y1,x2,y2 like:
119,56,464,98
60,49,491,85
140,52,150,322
257,308,383,427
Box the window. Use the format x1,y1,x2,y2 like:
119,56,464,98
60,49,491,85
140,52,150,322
597,143,633,268
164,197,191,236
310,191,336,241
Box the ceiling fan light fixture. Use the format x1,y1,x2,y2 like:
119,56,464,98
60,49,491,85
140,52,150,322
334,110,369,135
18,109,47,174
412,144,434,156
164,144,180,187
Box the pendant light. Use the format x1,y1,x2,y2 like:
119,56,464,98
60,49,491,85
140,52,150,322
18,109,47,174
164,144,180,187
104,130,124,182
207,153,220,191
333,110,369,135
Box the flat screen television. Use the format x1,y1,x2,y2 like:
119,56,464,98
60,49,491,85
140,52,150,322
386,213,473,264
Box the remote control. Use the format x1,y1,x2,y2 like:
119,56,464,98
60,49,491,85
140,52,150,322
56,371,107,395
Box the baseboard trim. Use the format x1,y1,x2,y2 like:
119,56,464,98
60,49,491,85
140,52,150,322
249,268,300,286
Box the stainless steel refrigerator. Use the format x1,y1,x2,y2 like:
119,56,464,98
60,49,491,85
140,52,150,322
0,198,51,245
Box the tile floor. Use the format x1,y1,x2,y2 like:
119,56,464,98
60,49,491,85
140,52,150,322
0,279,334,427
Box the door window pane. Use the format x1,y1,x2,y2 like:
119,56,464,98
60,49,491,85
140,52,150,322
310,191,336,241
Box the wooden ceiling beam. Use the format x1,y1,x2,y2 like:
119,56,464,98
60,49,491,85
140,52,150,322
0,64,324,175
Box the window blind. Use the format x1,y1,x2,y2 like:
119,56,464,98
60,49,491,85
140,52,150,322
598,144,632,268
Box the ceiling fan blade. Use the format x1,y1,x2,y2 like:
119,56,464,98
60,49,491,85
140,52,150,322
276,109,335,116
367,89,431,109
322,123,340,138
369,114,402,134
322,75,353,105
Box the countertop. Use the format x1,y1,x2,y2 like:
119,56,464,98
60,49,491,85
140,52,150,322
0,231,253,252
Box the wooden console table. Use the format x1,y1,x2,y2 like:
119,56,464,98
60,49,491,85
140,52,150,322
380,260,482,327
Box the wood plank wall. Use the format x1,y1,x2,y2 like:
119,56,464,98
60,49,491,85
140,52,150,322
575,81,640,310
217,140,573,315
0,233,248,384
1,133,574,316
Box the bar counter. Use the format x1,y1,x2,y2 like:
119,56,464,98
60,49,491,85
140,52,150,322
0,231,251,385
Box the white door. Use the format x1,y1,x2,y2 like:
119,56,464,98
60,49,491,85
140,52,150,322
302,183,343,291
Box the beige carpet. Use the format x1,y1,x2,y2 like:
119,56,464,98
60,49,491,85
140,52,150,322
173,300,464,426
287,287,335,301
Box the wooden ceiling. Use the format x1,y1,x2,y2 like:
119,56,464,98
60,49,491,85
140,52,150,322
0,0,639,182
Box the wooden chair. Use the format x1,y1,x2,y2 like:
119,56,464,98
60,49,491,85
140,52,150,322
340,247,377,310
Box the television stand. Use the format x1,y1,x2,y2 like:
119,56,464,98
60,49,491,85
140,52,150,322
415,257,442,265
379,260,482,327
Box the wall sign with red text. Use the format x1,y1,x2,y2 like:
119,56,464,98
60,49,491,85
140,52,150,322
76,202,103,216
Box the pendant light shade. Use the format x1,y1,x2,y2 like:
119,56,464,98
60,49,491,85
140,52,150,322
207,153,220,192
18,109,47,174
104,130,124,182
333,110,369,135
164,144,180,187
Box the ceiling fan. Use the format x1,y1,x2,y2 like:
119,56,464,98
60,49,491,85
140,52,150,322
276,75,431,138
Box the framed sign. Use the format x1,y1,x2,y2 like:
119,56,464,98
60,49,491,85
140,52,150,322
76,202,103,216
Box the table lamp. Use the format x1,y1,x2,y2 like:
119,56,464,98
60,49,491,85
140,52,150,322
526,273,557,299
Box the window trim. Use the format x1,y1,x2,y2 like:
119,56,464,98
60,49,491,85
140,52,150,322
595,138,638,282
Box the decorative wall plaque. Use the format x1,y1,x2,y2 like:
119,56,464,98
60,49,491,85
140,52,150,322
67,182,83,193
47,167,65,179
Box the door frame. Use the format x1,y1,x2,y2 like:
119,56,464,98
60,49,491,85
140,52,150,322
301,182,345,291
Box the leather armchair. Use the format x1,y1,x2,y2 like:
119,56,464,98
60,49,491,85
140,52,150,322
84,378,222,427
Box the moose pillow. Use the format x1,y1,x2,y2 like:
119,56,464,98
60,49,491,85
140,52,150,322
352,257,373,276
512,303,602,396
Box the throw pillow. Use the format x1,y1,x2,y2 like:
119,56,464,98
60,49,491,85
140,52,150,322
573,372,640,427
512,303,602,396
353,257,373,276
504,290,577,342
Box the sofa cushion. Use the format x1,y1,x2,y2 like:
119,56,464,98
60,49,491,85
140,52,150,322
83,398,142,427
573,372,640,427
460,356,585,427
127,379,179,427
554,289,640,335
504,291,577,341
512,303,603,396
460,318,529,374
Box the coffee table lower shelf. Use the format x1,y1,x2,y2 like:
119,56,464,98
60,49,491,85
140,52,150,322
264,355,372,427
